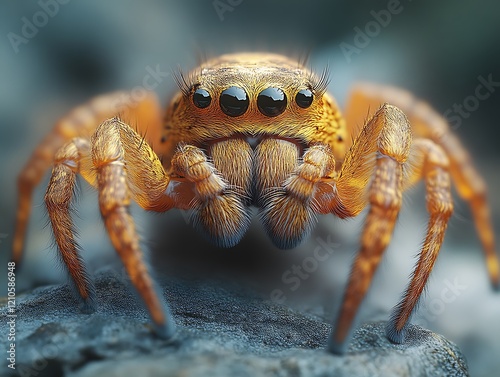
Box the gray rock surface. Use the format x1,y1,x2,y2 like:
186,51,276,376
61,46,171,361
0,270,469,377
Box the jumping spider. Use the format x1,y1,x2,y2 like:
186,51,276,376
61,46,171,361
13,52,499,353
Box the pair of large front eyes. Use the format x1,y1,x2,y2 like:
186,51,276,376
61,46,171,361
192,86,314,117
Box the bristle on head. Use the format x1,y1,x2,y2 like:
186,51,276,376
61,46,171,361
309,63,331,96
172,66,193,97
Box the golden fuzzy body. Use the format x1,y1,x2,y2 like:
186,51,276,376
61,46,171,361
12,52,499,353
161,53,346,164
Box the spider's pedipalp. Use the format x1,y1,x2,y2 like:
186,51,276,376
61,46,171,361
258,141,336,249
172,142,251,248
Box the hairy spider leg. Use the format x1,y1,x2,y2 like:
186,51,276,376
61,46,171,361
45,138,96,313
46,117,177,338
91,118,175,336
324,103,454,352
386,138,453,343
13,91,163,264
345,83,500,289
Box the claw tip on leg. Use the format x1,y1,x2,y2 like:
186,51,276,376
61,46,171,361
327,337,348,355
79,296,97,314
487,255,500,291
326,327,350,355
152,317,177,340
385,320,406,344
72,278,97,315
11,242,22,266
150,297,177,340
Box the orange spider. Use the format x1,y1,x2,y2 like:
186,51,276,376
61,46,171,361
12,52,499,353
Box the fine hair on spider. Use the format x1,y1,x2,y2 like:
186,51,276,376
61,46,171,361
12,52,500,357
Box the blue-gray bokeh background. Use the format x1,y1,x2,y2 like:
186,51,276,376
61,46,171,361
1,1,499,376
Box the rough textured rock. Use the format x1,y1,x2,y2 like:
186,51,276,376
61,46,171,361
0,270,469,377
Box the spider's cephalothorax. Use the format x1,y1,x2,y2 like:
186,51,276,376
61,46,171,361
13,52,499,353
161,53,347,249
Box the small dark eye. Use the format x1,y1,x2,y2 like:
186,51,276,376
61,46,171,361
193,88,211,108
220,86,249,117
295,89,314,108
257,87,287,117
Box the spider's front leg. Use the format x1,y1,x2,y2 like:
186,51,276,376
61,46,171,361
45,118,176,337
317,104,453,353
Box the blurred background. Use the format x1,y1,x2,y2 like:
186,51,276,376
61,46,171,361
0,1,499,376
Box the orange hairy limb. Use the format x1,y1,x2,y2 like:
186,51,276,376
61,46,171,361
258,141,336,248
93,118,176,337
44,117,177,338
345,83,500,289
45,138,96,313
14,52,497,351
13,91,163,264
326,104,411,353
386,138,453,342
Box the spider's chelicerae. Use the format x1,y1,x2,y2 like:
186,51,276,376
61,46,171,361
13,53,499,353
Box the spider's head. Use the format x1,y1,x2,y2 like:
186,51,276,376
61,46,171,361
162,52,345,157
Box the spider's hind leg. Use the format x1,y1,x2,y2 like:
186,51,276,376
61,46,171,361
13,90,163,265
346,82,500,289
45,138,96,313
386,138,453,343
327,104,412,353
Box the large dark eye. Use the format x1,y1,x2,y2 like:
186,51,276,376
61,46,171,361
220,86,249,117
295,89,314,108
257,87,287,117
193,88,211,108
